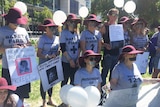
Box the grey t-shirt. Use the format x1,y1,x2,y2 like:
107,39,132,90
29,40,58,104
111,62,143,90
37,35,59,64
80,30,102,53
74,68,102,88
0,26,30,69
60,29,80,63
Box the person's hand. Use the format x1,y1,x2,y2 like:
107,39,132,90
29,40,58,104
69,59,76,68
50,54,57,58
12,44,22,48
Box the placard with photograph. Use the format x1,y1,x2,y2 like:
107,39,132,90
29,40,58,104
38,56,64,92
135,52,149,74
5,46,39,87
109,24,124,49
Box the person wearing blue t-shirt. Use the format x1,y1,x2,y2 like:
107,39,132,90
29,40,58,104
74,50,102,91
37,19,59,107
104,45,160,107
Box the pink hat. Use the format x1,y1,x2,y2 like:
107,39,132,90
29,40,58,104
64,13,81,24
79,50,101,67
0,77,16,91
118,45,143,60
120,16,130,23
83,14,101,25
3,7,27,25
38,19,58,31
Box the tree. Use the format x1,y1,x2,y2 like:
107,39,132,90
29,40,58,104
33,6,53,24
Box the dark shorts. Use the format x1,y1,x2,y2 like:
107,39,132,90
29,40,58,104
2,68,30,98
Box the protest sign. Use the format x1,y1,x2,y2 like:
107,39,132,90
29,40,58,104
135,52,149,74
6,46,39,87
109,24,124,49
38,56,64,92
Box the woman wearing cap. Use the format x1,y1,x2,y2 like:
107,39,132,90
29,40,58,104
74,50,102,91
104,45,160,107
60,13,81,87
0,77,23,107
119,16,132,46
0,8,31,102
37,19,59,107
130,18,149,51
80,14,102,55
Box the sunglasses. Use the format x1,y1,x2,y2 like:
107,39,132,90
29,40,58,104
88,57,96,61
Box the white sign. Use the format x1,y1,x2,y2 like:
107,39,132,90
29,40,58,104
6,46,39,87
135,52,149,74
103,83,160,107
109,24,124,42
38,56,64,92
137,83,160,107
109,24,124,49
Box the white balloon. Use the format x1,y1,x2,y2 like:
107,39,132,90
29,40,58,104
14,1,27,15
79,7,89,18
114,0,124,8
67,86,88,107
84,86,101,107
60,84,73,104
124,1,136,13
53,10,67,26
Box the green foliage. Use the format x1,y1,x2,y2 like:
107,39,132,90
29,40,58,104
34,6,53,24
3,0,16,12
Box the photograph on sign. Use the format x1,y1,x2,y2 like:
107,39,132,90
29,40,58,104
16,58,32,76
46,66,58,84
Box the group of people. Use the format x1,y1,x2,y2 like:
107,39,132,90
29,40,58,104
0,6,160,107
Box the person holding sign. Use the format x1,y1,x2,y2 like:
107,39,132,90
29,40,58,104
60,13,81,87
74,50,102,90
0,77,23,107
104,45,160,107
37,19,60,107
0,7,31,102
80,14,102,55
100,8,120,86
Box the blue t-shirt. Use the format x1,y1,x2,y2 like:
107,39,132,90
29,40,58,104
132,35,148,49
60,29,80,63
74,68,102,88
37,35,59,64
0,26,30,68
80,30,102,53
111,62,143,90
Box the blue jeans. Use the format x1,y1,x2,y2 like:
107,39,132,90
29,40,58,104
101,54,118,86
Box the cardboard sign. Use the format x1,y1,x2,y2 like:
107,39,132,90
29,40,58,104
135,52,149,74
6,46,39,87
38,56,64,92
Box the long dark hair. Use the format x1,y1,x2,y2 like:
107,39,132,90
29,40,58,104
4,92,16,107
